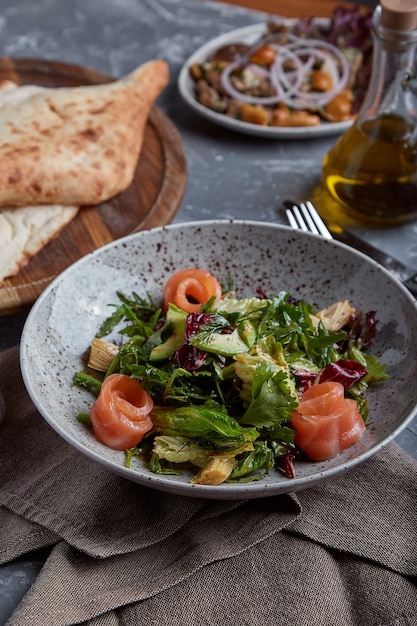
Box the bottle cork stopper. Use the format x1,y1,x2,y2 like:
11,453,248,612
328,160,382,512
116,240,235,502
380,0,417,30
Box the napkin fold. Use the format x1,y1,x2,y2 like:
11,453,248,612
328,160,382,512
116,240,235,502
0,345,416,626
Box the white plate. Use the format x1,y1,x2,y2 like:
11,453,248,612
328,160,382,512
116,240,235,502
178,22,354,140
20,221,417,500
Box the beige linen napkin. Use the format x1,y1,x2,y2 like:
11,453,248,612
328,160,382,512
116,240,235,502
0,345,416,626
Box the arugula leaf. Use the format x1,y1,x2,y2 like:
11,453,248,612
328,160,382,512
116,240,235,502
258,295,345,368
76,412,92,425
96,291,161,339
228,441,274,482
96,307,125,339
73,372,102,395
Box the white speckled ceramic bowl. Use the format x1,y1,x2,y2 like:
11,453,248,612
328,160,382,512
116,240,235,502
20,221,417,499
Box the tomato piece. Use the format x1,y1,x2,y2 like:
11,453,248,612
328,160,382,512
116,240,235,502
249,44,276,66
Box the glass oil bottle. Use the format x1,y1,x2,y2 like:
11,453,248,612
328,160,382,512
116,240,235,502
322,0,417,226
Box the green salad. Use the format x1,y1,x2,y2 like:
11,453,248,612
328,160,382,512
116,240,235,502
73,282,388,485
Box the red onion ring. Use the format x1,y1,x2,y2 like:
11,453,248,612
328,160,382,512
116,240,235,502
219,34,350,109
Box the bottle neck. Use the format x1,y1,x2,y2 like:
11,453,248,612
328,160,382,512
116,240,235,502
356,5,417,125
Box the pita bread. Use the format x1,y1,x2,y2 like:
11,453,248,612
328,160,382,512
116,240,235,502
0,204,79,282
0,59,169,207
0,81,79,282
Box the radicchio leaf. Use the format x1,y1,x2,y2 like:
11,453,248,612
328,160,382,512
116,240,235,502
275,450,296,479
344,310,378,350
292,369,318,394
318,359,367,388
171,312,214,371
256,286,268,299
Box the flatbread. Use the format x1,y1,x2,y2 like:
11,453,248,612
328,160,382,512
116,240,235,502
0,59,169,282
0,59,169,207
0,204,79,282
0,80,80,282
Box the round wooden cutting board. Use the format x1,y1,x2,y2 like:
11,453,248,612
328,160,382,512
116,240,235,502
0,57,187,314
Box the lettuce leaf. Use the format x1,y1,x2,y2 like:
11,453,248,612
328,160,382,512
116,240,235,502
151,401,258,451
239,364,298,428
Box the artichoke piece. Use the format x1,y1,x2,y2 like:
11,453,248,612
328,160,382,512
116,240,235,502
153,435,254,485
313,300,356,332
191,455,237,486
88,337,118,372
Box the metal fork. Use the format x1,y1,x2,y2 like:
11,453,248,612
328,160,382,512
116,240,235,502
284,200,417,297
285,201,333,240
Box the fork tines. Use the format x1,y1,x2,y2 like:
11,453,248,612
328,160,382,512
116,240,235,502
286,201,333,240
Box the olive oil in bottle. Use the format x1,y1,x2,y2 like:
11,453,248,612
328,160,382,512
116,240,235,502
322,0,417,226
